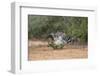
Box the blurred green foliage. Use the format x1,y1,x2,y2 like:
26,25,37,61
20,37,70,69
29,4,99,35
28,15,88,43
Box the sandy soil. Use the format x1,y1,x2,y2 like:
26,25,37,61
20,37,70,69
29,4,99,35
28,40,88,61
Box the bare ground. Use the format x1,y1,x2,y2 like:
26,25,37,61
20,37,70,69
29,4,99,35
28,40,88,61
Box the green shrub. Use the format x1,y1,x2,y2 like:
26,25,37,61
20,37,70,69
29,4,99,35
28,15,88,43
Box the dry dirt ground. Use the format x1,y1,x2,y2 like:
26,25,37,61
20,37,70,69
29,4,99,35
28,40,88,61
